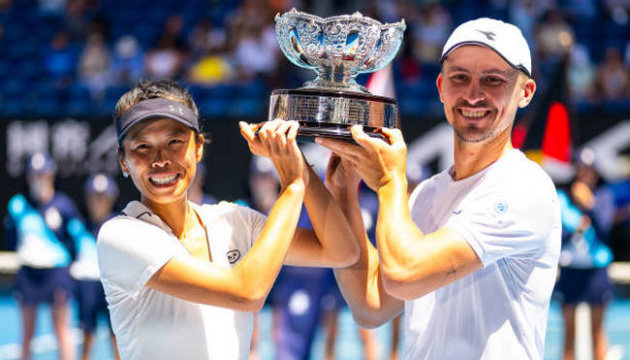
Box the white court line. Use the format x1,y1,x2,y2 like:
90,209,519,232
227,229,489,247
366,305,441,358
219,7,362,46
576,303,593,360
574,302,625,360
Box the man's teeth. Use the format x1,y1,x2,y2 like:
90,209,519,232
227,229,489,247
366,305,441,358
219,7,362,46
462,109,486,118
151,174,178,185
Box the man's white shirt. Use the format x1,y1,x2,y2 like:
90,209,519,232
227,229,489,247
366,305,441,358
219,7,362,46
404,149,561,360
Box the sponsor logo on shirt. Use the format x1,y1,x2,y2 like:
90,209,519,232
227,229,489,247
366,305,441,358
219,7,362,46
494,200,508,214
227,250,240,264
452,209,463,215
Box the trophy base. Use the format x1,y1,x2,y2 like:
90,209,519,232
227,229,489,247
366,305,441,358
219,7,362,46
296,122,386,142
269,88,398,142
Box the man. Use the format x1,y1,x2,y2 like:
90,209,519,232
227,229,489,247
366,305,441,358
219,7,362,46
317,18,562,359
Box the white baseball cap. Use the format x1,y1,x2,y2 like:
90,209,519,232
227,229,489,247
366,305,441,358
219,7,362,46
441,18,532,77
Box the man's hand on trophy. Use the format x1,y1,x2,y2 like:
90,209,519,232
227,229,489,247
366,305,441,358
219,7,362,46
316,125,408,192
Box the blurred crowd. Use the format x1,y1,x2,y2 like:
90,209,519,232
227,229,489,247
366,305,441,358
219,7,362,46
2,0,630,358
1,0,630,117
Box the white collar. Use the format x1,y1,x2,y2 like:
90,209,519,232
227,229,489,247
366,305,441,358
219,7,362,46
121,200,204,235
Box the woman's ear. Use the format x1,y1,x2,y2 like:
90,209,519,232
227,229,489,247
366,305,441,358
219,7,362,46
196,134,205,162
118,148,130,178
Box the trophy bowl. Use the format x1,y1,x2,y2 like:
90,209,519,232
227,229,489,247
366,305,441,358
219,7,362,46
269,9,406,141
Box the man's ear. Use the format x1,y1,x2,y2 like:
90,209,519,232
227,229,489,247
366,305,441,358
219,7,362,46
518,78,536,108
436,73,444,103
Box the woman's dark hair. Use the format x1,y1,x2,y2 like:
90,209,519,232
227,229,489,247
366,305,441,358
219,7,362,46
113,79,199,121
114,79,209,150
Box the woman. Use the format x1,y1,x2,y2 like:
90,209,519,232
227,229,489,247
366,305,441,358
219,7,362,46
555,149,615,360
97,79,358,360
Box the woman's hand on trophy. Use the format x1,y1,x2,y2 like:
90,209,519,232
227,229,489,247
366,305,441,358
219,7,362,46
240,120,292,157
240,120,308,189
316,125,407,192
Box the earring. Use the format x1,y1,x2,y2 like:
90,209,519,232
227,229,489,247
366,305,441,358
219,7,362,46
123,172,129,178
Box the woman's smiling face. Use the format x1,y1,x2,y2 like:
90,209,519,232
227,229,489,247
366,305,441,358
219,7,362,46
119,117,203,206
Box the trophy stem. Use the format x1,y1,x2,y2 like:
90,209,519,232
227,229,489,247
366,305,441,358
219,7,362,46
305,67,367,93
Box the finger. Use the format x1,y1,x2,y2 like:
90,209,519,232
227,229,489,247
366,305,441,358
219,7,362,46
276,121,293,147
315,137,361,158
286,121,299,142
286,122,300,154
239,121,256,142
351,125,381,150
381,127,404,145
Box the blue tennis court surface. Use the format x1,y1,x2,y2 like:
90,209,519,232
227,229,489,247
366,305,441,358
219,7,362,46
1,293,629,359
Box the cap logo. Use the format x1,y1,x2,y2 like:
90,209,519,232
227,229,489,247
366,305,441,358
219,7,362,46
117,98,199,144
475,29,496,41
168,104,184,116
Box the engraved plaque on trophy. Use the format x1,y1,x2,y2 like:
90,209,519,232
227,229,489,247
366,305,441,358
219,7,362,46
269,9,406,141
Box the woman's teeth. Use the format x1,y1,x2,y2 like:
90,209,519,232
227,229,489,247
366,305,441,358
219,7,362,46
150,174,178,185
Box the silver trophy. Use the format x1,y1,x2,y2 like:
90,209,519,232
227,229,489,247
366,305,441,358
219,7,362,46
269,9,406,141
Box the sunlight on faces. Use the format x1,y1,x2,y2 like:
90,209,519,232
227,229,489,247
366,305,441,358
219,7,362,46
437,45,535,144
119,117,203,206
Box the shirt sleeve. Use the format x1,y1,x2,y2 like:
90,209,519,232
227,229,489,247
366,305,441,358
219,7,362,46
97,216,187,296
445,184,561,267
239,204,266,246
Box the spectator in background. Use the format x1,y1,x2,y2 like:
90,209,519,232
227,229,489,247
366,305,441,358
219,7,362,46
188,162,218,206
409,2,453,64
186,17,236,86
567,43,596,104
63,0,90,43
609,177,630,261
226,0,280,84
77,31,111,101
508,0,550,44
44,30,76,88
186,52,236,86
594,46,630,103
110,35,144,86
70,173,121,360
144,15,188,80
38,0,66,16
233,22,280,83
554,148,615,360
144,35,185,80
188,18,227,60
561,0,598,23
535,8,575,62
4,153,79,360
603,0,630,25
